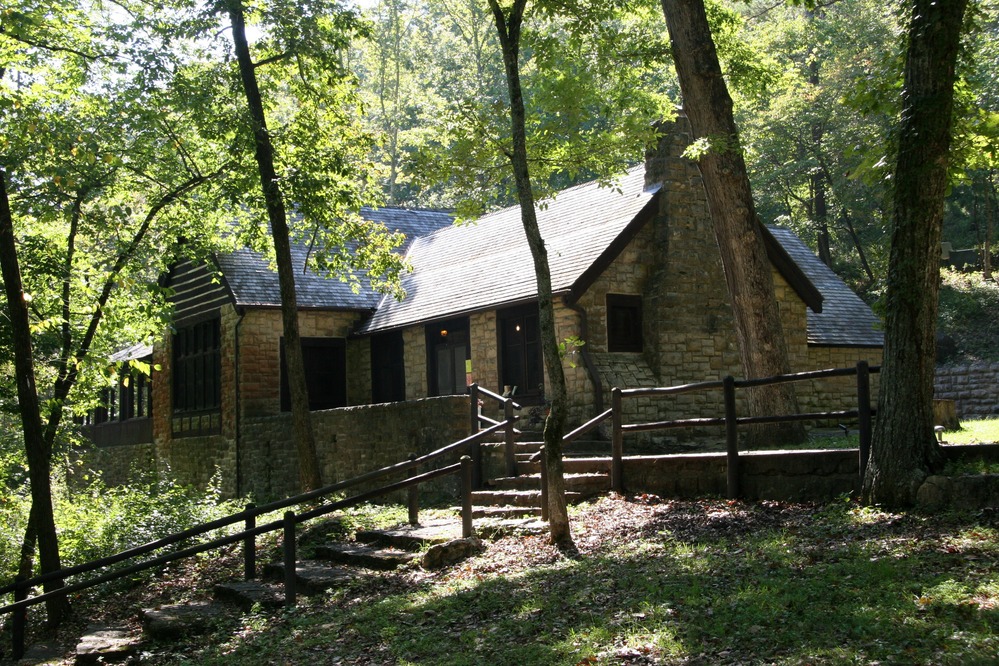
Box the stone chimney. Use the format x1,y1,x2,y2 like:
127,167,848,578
644,109,694,190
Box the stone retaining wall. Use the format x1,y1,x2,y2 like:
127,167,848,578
935,362,999,418
239,395,469,501
621,444,999,502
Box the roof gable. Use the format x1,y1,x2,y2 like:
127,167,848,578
361,166,658,332
768,227,883,347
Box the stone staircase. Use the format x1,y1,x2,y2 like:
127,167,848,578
474,434,613,519
24,437,614,664
54,521,475,665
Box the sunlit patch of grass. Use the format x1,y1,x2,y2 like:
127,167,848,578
947,417,999,445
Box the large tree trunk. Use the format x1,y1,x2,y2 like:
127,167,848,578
0,166,70,624
488,0,572,548
228,0,322,491
660,0,804,446
863,0,968,506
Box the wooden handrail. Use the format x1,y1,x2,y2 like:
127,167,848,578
475,384,523,411
1,411,509,658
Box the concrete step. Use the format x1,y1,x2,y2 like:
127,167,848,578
263,560,359,594
311,542,419,571
213,580,286,611
355,520,463,550
74,625,142,665
141,602,233,639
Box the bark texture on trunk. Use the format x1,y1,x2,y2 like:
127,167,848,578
864,0,968,507
0,166,69,624
661,0,803,446
488,0,572,547
229,0,322,491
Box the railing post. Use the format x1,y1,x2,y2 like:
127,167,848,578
12,575,26,660
504,398,517,478
857,360,872,488
407,453,420,526
283,511,297,607
611,388,623,492
469,383,479,434
470,383,484,488
244,503,256,580
724,375,740,499
460,455,474,538
539,446,549,522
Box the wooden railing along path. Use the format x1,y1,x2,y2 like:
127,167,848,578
0,388,520,660
533,361,879,517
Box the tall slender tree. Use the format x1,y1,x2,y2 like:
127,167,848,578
487,0,572,546
225,0,322,490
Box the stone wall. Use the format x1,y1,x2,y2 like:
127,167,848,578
620,450,859,502
621,444,999,503
934,362,999,418
158,434,237,496
239,395,470,501
70,442,157,489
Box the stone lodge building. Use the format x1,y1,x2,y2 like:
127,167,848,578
81,117,883,499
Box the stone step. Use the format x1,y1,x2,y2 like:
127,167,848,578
471,489,543,507
355,520,463,550
516,456,611,475
471,489,585,509
141,602,233,639
311,542,419,571
475,517,549,537
74,625,142,665
487,472,610,495
471,505,542,519
263,560,359,594
213,580,286,611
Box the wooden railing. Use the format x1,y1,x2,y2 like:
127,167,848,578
612,361,878,497
469,383,522,480
0,416,517,660
535,362,879,509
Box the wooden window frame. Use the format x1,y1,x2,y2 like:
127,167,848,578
172,318,222,415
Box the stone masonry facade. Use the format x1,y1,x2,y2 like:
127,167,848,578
934,362,999,418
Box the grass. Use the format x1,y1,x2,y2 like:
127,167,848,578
767,417,999,453
947,417,999,446
133,497,999,666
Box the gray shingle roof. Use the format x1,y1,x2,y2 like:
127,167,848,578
211,173,881,350
360,166,657,332
217,207,453,310
768,226,883,347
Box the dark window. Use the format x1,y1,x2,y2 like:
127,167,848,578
118,367,151,421
281,337,347,411
371,331,406,403
607,294,643,353
498,304,544,401
426,318,470,396
172,319,221,414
